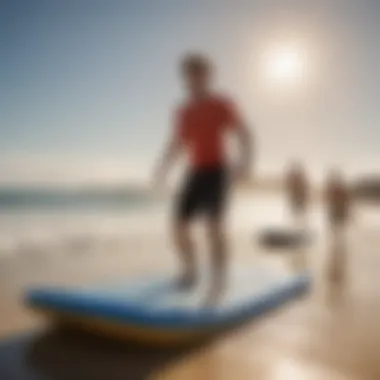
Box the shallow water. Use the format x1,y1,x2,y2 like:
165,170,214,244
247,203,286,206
0,192,329,257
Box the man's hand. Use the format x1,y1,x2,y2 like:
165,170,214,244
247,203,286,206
232,120,253,186
152,135,182,190
232,162,251,184
152,164,168,189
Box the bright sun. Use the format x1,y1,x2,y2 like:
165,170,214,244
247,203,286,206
264,45,307,87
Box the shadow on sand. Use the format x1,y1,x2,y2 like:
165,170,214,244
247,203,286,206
0,327,206,380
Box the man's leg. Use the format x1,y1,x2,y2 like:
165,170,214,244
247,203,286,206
173,170,200,289
204,217,228,305
203,167,229,305
173,220,197,288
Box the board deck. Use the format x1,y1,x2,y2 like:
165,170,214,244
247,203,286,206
26,265,311,344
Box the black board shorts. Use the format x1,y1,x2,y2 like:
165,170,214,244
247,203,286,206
175,165,229,221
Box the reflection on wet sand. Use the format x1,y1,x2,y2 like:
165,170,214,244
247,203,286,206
327,227,348,285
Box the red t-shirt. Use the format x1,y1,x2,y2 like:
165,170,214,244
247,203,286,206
175,94,241,168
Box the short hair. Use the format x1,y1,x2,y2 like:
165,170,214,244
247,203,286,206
181,52,212,75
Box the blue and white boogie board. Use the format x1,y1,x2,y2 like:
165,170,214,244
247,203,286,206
26,264,311,346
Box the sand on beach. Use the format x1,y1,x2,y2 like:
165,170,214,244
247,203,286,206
0,194,380,380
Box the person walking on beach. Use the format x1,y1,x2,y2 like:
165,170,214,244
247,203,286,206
325,169,351,283
286,162,310,228
154,53,253,304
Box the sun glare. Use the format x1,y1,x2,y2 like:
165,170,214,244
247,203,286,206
263,44,308,88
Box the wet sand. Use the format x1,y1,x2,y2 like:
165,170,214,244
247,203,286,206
0,202,380,379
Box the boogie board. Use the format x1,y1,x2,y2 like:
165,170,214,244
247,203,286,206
26,265,311,346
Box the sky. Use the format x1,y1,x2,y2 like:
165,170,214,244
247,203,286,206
1,0,380,185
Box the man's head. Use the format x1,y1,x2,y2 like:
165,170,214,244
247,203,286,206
181,52,213,97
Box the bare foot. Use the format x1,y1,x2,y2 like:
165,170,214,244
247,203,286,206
203,278,225,308
176,271,197,291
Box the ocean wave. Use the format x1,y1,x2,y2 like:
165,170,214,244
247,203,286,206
0,186,158,211
0,206,168,257
0,194,331,257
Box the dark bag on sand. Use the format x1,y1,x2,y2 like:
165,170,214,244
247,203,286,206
258,228,311,249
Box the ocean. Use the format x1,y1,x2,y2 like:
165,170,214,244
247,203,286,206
0,186,167,256
3,185,369,258
0,187,158,211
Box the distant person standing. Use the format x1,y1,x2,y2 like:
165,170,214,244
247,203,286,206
286,162,310,227
153,53,253,304
326,170,351,228
325,169,351,282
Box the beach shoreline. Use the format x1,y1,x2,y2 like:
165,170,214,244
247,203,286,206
1,195,380,379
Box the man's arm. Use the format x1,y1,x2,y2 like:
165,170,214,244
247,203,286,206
153,107,184,186
223,98,254,182
153,131,183,186
234,120,254,182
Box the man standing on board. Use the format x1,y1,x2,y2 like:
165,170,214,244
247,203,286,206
154,53,253,304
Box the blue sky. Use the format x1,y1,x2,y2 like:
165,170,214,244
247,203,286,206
1,0,380,184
